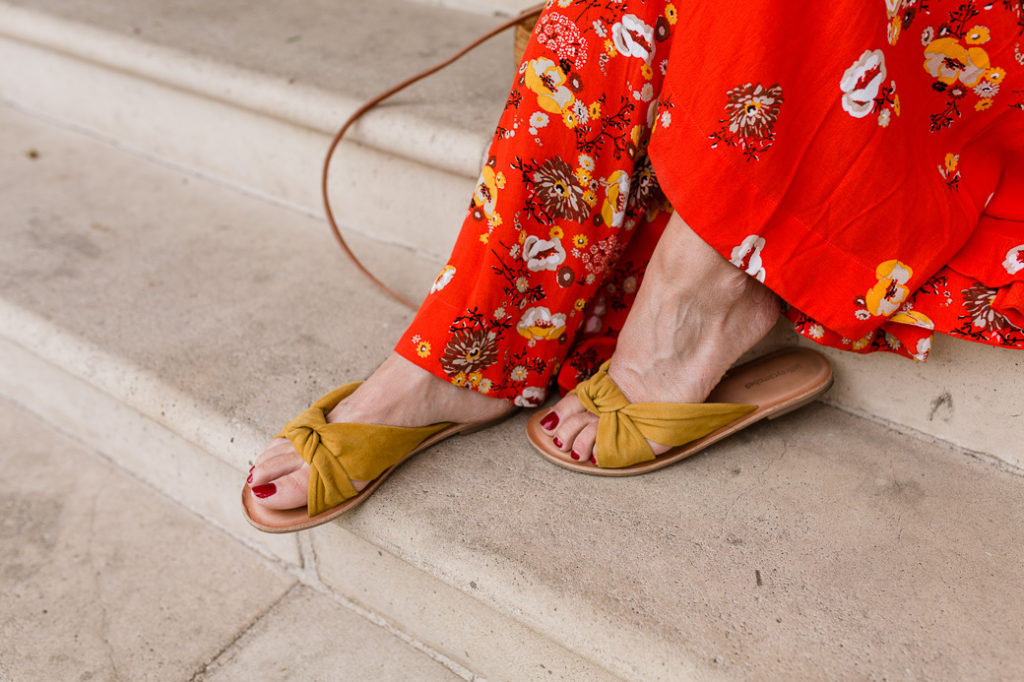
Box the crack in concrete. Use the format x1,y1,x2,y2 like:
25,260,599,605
186,582,301,682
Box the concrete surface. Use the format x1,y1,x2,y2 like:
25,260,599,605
0,397,467,681
195,585,462,681
3,103,1024,679
0,0,515,257
327,401,1024,680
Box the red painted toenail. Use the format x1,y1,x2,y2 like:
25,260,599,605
252,483,276,498
552,437,563,449
246,473,253,485
540,412,559,430
571,451,581,460
589,455,596,464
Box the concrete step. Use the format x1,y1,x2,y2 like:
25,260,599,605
3,105,1024,680
0,0,517,261
0,396,467,681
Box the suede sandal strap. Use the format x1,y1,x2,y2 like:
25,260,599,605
573,362,757,469
277,383,452,517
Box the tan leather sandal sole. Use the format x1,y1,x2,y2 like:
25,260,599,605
242,412,509,534
526,347,833,476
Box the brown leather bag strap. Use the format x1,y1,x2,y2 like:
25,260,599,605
322,4,545,310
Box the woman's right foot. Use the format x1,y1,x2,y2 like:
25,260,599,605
538,212,780,463
248,353,514,510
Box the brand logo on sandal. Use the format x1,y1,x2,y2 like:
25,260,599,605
745,363,801,389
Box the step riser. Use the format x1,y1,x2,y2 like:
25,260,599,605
754,327,1024,472
0,30,472,261
0,324,620,681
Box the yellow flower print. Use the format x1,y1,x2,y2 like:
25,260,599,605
641,64,654,80
572,234,589,249
976,98,994,111
851,332,875,351
524,57,575,114
549,226,564,239
582,189,598,207
601,169,630,228
415,341,432,358
944,152,959,172
451,372,468,387
589,101,602,119
518,230,526,244
494,171,506,189
889,309,935,329
893,92,901,117
604,39,617,57
574,167,592,186
573,298,587,311
517,306,567,341
468,371,483,387
888,16,901,46
562,108,579,129
477,378,492,394
985,67,1006,83
965,26,991,45
479,232,489,244
664,4,677,24
923,38,989,87
865,259,914,317
630,125,643,145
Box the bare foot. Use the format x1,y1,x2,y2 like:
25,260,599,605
248,353,514,510
538,212,780,463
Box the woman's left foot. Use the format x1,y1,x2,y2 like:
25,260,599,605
538,212,780,462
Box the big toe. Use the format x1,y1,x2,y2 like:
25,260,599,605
249,438,310,510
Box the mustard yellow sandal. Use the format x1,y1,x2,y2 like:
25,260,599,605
526,347,833,476
242,382,507,533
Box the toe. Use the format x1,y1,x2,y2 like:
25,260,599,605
249,437,310,510
550,406,599,461
538,393,588,434
569,421,598,463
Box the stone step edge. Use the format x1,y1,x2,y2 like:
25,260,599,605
0,2,491,180
0,303,625,681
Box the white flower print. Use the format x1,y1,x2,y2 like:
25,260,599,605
529,112,550,129
840,49,887,119
808,324,825,339
1003,244,1024,275
523,235,567,272
921,26,935,46
729,235,767,282
430,265,456,294
593,20,606,38
659,110,672,128
514,386,547,408
611,14,655,63
878,108,892,127
911,336,931,362
510,365,528,382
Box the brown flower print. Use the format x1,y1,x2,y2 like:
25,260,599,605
961,283,1015,330
440,327,500,376
531,157,592,223
709,83,784,161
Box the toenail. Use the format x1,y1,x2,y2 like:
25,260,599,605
553,436,563,449
540,412,559,430
589,454,596,464
570,451,581,460
246,473,253,485
252,483,276,498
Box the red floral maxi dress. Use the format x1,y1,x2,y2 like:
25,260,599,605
396,0,1024,407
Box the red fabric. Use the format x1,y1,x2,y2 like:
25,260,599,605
396,0,1024,405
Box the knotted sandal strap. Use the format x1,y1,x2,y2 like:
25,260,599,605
277,383,452,516
573,362,757,469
